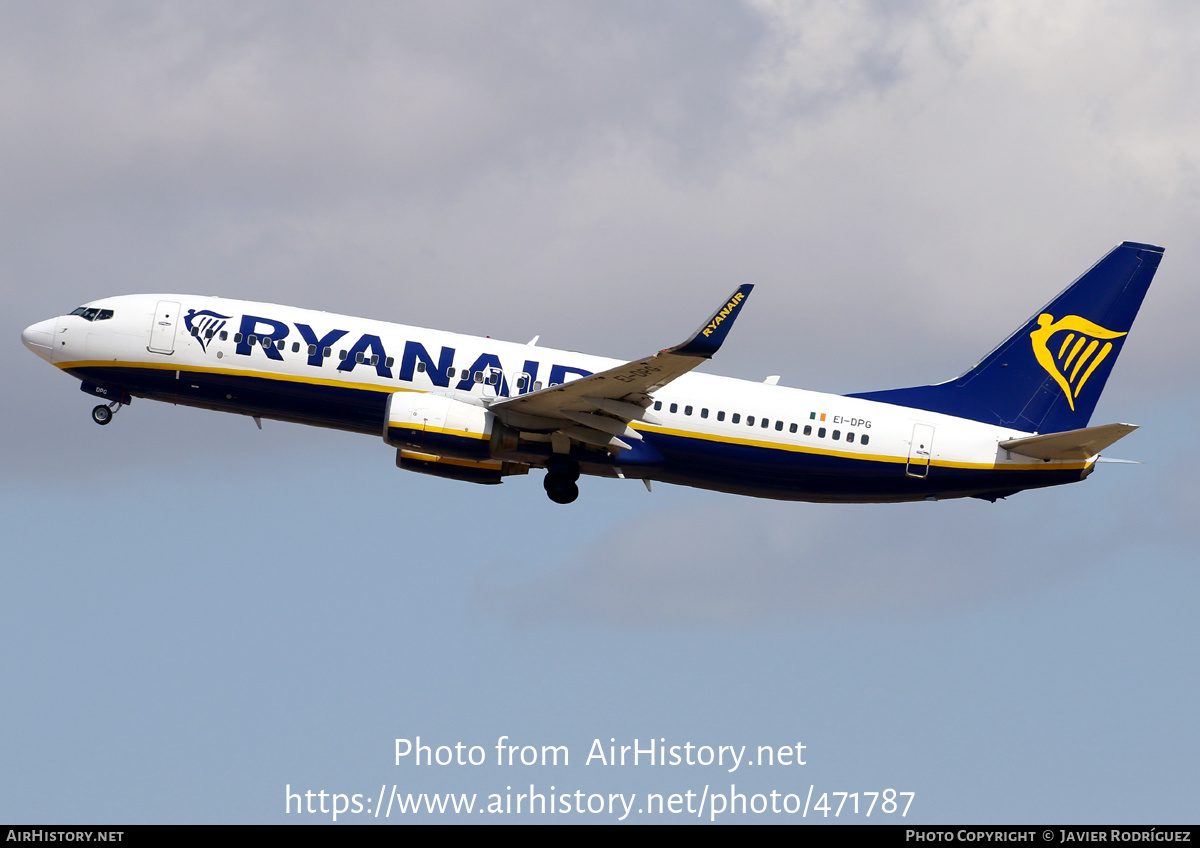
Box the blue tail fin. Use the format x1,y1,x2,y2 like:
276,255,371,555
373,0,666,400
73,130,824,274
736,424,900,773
848,241,1163,433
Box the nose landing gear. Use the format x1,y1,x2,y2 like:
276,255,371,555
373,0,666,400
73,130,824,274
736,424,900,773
91,401,122,426
81,382,131,426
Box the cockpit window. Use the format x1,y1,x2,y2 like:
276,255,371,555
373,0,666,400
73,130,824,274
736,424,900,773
69,307,114,322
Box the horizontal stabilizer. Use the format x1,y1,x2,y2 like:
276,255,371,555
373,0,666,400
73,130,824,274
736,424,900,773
999,423,1138,460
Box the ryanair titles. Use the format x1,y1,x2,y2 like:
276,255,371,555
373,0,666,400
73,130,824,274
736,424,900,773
218,313,591,396
701,291,746,338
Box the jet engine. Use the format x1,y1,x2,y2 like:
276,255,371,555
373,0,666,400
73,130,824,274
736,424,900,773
383,391,494,457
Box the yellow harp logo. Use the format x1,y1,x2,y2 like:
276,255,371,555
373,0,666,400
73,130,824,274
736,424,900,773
1029,314,1126,411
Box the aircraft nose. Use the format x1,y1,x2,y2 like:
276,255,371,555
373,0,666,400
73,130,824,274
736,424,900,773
21,318,56,361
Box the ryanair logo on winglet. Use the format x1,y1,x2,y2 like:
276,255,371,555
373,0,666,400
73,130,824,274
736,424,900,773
701,292,746,338
1030,314,1126,411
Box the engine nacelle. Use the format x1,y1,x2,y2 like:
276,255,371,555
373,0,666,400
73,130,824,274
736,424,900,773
384,391,498,461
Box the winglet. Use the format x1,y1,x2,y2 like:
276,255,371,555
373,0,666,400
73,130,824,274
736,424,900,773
669,284,754,358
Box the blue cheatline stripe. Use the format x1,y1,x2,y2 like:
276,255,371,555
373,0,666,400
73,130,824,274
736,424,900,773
64,362,1085,502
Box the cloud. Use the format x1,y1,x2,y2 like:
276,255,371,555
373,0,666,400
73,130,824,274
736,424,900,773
486,487,1144,626
7,2,1197,479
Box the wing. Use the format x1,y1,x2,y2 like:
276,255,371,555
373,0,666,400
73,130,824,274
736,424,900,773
489,284,753,450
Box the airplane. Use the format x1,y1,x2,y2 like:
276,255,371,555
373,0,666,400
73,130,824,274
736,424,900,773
21,241,1162,505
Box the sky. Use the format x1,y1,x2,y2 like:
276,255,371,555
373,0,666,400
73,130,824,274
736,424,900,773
3,0,1198,824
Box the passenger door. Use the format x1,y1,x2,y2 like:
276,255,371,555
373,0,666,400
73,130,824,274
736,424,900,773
906,423,935,478
148,300,180,355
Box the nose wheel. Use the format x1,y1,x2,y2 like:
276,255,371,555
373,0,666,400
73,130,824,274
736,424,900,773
92,402,121,426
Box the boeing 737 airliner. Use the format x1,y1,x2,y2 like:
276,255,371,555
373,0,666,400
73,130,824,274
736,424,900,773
22,241,1162,504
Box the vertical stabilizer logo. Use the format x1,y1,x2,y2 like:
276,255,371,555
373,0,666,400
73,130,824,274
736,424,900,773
184,309,231,353
1030,314,1126,411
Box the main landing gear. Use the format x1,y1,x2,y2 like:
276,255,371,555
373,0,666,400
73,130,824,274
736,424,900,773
543,458,581,504
91,401,122,426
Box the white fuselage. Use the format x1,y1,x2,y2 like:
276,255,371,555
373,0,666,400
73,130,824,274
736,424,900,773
22,293,1091,503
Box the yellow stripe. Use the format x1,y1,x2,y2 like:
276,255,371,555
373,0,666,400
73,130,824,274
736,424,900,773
1069,339,1098,382
1062,336,1087,369
400,451,502,470
1074,341,1112,398
636,424,1088,471
389,423,489,441
58,358,416,396
60,360,1087,473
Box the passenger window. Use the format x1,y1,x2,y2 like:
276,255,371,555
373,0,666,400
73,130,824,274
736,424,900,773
516,375,527,390
339,350,347,360
732,413,741,424
533,381,543,391
205,330,214,339
717,411,725,421
417,362,426,373
847,432,855,443
832,430,840,440
234,333,243,343
370,355,379,366
861,434,870,446
654,401,662,411
292,342,300,353
670,403,678,413
803,425,812,436
474,371,484,383
190,326,199,336
323,346,331,357
701,408,708,419
775,420,783,431
747,416,755,426
761,418,769,428
447,367,456,377
308,344,317,356
263,338,273,349
385,357,394,368
789,423,797,433
247,334,256,345
220,331,228,341
684,405,692,416
818,427,826,438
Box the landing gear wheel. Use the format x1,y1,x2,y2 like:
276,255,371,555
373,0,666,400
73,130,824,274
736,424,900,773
544,474,579,504
92,404,113,426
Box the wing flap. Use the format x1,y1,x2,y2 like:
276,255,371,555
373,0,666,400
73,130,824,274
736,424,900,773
999,423,1138,460
490,285,752,444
